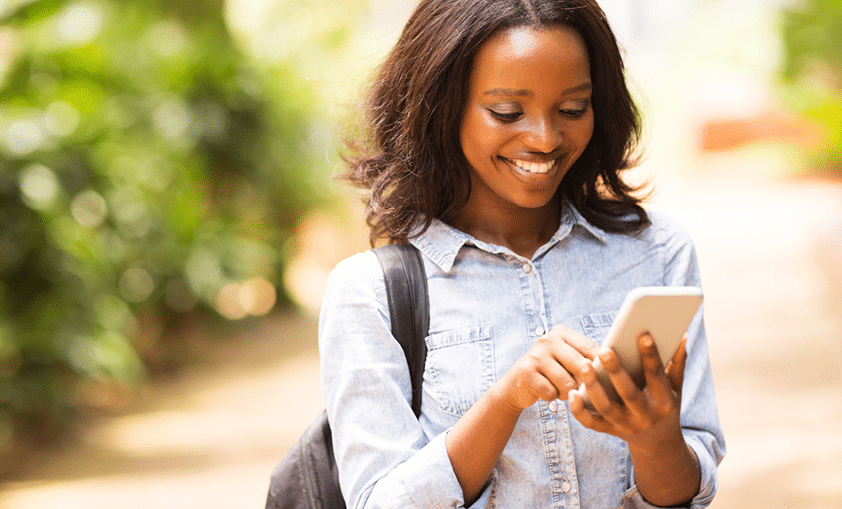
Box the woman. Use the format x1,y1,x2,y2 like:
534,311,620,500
321,1,726,507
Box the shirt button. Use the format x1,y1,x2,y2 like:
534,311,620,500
548,400,559,413
535,327,545,336
522,263,532,273
561,477,571,493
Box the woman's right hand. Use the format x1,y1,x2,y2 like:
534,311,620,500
446,324,600,503
498,324,601,412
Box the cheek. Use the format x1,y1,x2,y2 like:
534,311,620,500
574,116,595,152
461,112,496,158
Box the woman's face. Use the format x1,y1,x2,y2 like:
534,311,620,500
460,24,594,213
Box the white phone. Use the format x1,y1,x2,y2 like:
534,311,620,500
581,286,703,409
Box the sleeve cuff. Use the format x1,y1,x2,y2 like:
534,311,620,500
621,434,720,509
685,432,721,508
400,431,494,508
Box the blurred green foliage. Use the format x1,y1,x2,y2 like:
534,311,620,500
0,0,352,464
780,0,842,171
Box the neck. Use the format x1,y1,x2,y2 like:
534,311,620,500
449,196,562,259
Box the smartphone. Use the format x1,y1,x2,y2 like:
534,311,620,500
581,286,703,409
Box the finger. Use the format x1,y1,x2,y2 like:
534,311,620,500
536,332,592,386
529,371,561,402
597,346,646,411
518,337,584,402
638,332,668,391
573,355,624,422
664,334,688,394
510,370,559,408
568,388,611,433
536,354,579,399
639,333,680,414
546,324,600,361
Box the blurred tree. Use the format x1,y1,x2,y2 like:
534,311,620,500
0,0,352,469
780,0,842,172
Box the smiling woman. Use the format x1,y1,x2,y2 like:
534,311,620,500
454,24,595,256
342,0,648,247
324,1,725,508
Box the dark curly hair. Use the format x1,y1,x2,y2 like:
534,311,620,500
341,0,649,245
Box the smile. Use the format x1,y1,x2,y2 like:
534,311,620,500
509,158,556,174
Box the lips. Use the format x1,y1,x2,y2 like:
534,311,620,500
510,158,556,174
499,155,563,180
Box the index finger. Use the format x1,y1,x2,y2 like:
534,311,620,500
546,324,600,361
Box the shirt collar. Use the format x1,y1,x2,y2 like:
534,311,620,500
410,205,607,273
559,204,608,244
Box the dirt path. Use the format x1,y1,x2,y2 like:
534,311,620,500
1,173,841,509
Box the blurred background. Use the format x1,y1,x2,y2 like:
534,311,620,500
0,0,840,507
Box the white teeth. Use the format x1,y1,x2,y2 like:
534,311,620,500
511,159,555,174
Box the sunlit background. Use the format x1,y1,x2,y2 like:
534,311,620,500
0,0,840,508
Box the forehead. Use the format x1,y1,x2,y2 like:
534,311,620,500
469,24,591,91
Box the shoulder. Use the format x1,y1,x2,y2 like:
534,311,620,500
636,209,696,251
330,249,383,279
325,250,386,300
640,209,701,286
319,250,392,344
592,209,695,254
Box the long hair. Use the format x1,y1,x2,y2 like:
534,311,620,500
341,0,648,245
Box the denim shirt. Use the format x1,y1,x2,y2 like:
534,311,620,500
319,207,726,509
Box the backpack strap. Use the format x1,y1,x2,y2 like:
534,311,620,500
373,244,429,418
265,244,431,509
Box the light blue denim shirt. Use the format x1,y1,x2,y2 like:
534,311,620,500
319,206,726,508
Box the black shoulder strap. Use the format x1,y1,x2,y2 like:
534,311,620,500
373,244,429,418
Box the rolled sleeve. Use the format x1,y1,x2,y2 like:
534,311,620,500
401,432,493,508
621,429,723,509
684,431,723,508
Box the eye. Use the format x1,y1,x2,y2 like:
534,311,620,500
487,109,522,122
560,108,588,118
560,100,590,119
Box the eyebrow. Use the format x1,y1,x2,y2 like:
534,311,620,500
483,82,593,97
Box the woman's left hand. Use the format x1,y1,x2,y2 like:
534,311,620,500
567,332,686,444
568,333,701,507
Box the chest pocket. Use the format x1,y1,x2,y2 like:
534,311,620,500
580,312,616,345
424,325,494,417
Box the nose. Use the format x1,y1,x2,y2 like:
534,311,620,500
522,115,562,153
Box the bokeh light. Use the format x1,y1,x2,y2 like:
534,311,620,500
71,189,108,228
19,163,60,209
239,276,277,316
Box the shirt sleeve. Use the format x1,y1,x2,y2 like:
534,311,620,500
623,213,727,508
319,251,484,508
